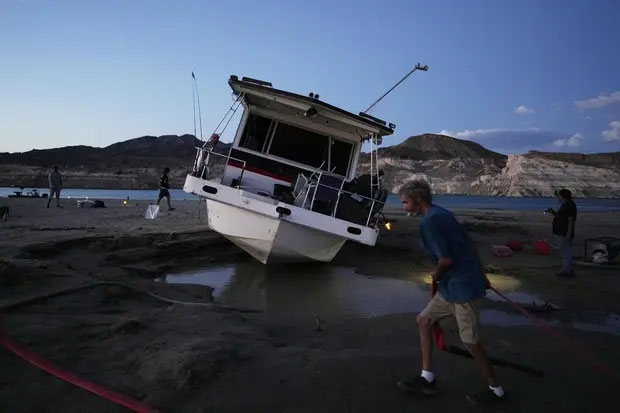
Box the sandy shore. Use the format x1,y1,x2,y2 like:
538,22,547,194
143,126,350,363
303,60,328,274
1,197,620,412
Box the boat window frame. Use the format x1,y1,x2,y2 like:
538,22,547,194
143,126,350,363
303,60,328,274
266,119,331,172
234,109,358,179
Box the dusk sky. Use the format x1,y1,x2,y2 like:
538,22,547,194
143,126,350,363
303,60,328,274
1,0,619,154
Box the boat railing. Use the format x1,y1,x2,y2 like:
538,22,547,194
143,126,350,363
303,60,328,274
192,147,247,187
293,171,387,227
193,148,386,227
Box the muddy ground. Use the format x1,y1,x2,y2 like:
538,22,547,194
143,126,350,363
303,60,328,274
1,198,619,412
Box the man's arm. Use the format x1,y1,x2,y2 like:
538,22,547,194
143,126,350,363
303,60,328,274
567,217,575,240
433,258,453,282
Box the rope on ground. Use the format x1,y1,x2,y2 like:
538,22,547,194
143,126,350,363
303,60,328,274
0,281,260,411
490,286,618,380
0,333,158,412
0,281,262,314
431,280,544,377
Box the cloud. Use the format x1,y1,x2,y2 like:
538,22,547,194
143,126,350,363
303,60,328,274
515,105,535,115
437,128,584,154
574,91,620,111
553,133,584,148
602,121,620,141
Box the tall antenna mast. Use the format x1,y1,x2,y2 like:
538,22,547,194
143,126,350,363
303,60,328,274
191,72,197,146
363,63,428,114
191,72,204,142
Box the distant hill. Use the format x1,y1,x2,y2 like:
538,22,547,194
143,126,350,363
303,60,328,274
360,133,507,163
1,133,619,197
0,135,233,189
393,133,506,160
0,134,204,170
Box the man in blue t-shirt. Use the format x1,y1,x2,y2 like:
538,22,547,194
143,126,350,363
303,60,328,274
396,180,506,406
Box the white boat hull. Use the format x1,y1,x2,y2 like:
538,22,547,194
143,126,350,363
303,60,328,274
184,175,378,264
207,200,346,263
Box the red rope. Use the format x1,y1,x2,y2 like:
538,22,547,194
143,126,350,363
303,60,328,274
0,333,157,412
430,282,616,380
488,286,617,379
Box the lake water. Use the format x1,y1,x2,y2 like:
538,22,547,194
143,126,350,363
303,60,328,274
2,187,620,212
158,262,620,336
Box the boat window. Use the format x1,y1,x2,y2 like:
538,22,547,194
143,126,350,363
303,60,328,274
330,138,353,176
239,113,272,152
269,122,329,170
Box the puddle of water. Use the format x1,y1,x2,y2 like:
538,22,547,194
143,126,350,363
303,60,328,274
486,291,548,305
159,267,236,294
482,309,559,327
159,262,620,336
570,313,620,336
161,262,430,318
483,309,620,336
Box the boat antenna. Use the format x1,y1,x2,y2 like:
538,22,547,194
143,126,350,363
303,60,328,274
191,72,204,143
363,63,428,114
191,72,197,146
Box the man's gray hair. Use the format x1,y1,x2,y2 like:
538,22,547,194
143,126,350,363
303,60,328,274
398,180,433,204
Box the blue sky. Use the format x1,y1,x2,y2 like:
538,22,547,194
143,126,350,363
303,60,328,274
1,0,619,155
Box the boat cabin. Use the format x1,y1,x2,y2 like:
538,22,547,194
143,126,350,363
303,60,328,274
200,76,395,225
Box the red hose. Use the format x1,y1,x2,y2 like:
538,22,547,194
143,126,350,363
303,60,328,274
489,286,617,379
430,281,616,379
0,333,157,412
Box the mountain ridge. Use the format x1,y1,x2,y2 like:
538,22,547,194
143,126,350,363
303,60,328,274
1,133,619,196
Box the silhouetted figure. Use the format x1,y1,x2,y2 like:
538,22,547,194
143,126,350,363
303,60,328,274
46,165,63,208
156,167,175,211
547,188,577,277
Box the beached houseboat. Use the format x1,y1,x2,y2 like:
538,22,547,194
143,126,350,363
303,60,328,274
183,75,393,263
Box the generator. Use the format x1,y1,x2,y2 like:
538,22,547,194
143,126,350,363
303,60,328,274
584,237,620,264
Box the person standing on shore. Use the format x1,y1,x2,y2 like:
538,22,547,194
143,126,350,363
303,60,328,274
46,165,63,208
396,180,506,406
546,189,577,277
156,167,174,211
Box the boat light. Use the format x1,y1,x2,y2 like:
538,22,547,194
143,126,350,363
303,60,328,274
385,222,392,231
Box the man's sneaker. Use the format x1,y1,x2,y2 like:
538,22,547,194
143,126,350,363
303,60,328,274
555,271,575,278
397,376,436,396
466,389,506,406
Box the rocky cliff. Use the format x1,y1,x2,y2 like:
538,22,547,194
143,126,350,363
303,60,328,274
358,134,620,198
477,154,620,197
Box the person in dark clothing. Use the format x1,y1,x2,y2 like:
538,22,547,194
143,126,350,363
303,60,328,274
546,188,577,277
156,167,174,211
46,165,63,208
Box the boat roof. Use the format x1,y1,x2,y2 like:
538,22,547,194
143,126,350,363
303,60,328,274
228,76,395,137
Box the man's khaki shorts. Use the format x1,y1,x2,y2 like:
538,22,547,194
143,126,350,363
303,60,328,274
419,293,482,344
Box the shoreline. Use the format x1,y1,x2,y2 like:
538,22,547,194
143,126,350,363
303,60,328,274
1,198,620,411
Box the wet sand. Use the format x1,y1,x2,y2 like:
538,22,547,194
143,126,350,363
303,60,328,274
1,197,620,412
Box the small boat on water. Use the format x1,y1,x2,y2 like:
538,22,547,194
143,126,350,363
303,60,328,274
7,188,47,198
184,75,394,264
